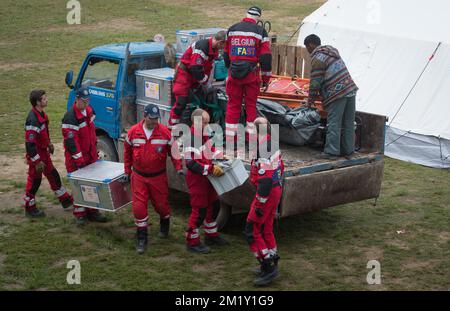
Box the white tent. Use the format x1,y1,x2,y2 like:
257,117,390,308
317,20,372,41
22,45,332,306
297,0,450,168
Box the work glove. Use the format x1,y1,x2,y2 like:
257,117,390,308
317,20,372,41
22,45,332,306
255,207,264,217
261,82,269,92
212,165,225,177
176,170,185,176
48,143,55,155
120,174,130,183
35,161,45,174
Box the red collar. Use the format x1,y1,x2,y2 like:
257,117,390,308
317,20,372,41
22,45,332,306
72,103,91,119
32,107,48,123
139,120,161,136
242,17,257,24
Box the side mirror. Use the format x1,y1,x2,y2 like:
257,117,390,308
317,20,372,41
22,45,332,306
65,70,74,89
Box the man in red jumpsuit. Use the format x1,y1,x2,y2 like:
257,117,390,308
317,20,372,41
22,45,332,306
23,89,73,217
245,117,283,286
124,103,183,254
184,109,229,254
61,87,107,226
169,31,227,126
223,6,272,145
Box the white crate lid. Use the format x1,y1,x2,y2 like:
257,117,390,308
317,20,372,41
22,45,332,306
135,67,174,80
67,160,125,183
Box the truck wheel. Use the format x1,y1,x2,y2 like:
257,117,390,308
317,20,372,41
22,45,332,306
215,201,232,230
97,135,118,162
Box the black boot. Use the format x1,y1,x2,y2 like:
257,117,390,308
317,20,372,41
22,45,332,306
25,208,46,218
252,258,264,276
158,217,170,238
87,211,108,223
205,235,229,246
254,257,279,286
136,229,148,254
60,196,73,209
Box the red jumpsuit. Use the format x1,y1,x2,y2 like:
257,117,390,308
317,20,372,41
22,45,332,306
23,107,72,211
223,18,272,141
184,126,223,246
169,38,218,126
124,121,182,230
61,103,99,218
245,135,284,260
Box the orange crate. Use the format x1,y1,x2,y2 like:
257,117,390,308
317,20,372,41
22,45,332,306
259,74,327,118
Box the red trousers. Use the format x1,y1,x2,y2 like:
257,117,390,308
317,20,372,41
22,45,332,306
66,158,98,218
225,71,260,140
185,171,219,246
245,186,282,260
131,171,171,230
169,66,195,126
24,151,72,211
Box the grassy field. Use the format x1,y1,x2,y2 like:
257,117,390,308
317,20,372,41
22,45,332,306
1,0,449,290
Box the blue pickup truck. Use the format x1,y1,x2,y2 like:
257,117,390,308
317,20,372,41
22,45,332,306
65,41,386,228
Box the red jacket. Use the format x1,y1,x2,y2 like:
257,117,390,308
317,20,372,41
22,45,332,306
184,125,222,176
223,17,272,83
24,107,51,165
61,103,98,169
124,121,182,175
180,37,218,84
250,135,284,205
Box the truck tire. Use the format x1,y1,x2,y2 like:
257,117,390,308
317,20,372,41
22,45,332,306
215,201,232,230
97,135,118,162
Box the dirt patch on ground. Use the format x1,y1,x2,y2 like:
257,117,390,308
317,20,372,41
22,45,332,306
44,18,146,34
0,61,38,72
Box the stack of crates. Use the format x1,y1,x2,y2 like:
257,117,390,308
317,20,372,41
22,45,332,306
135,68,174,126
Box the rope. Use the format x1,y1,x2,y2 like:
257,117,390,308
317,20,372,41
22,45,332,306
389,42,442,126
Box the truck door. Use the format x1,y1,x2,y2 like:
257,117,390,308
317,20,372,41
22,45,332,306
80,56,121,138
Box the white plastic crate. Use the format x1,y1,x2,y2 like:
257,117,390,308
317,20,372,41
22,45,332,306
207,158,249,196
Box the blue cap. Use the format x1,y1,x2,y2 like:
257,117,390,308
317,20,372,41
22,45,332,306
144,103,160,118
76,87,90,100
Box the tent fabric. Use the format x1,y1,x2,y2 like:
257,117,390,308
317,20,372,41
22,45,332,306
297,0,450,168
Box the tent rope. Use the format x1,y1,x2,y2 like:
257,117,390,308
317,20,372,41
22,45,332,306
284,22,304,45
389,42,442,126
385,129,412,147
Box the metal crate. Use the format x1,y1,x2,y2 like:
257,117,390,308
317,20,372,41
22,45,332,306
67,160,131,212
136,100,171,127
176,28,225,55
136,68,174,108
208,158,249,196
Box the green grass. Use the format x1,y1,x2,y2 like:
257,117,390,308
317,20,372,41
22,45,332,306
1,0,449,290
0,158,449,290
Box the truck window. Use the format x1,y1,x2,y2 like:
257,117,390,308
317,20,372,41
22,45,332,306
81,57,120,90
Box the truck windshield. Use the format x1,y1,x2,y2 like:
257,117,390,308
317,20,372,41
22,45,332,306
81,57,119,90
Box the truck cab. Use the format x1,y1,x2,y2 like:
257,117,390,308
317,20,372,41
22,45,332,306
65,42,167,161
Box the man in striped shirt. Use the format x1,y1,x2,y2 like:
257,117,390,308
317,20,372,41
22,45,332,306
304,34,359,159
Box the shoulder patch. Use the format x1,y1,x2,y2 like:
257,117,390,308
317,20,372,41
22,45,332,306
28,133,35,140
68,132,74,138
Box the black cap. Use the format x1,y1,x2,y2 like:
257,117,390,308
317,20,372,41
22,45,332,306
76,87,90,100
144,103,160,118
247,6,262,17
